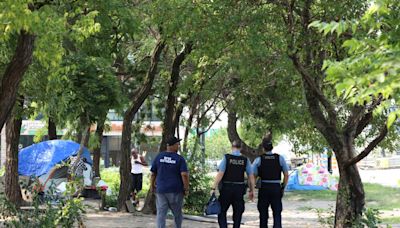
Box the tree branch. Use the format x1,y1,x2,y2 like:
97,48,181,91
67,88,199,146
346,125,388,167
355,95,384,138
197,106,226,136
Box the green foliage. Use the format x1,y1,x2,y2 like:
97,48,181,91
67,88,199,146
316,206,384,228
352,208,382,228
316,207,335,228
0,180,85,228
183,159,213,215
0,166,4,176
310,0,400,127
100,167,120,208
286,183,400,211
205,128,231,159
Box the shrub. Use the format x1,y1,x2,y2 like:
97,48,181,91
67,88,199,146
0,179,85,228
183,159,213,215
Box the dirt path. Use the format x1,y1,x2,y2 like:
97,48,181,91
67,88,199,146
83,198,334,228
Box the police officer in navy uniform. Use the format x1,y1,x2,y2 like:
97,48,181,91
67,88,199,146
211,140,255,228
252,138,289,228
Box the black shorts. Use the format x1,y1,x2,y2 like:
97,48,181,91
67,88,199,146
131,173,143,192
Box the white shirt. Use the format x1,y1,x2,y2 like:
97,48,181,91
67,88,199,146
131,156,143,174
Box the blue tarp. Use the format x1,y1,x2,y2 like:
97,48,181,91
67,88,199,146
286,170,327,191
18,140,93,177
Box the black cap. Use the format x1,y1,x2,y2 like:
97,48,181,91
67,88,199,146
262,138,273,150
166,136,181,146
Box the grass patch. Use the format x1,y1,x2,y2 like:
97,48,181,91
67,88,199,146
285,190,336,201
286,183,400,211
382,216,400,224
364,183,400,210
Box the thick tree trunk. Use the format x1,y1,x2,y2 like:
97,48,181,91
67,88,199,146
117,40,165,212
117,111,134,211
93,114,106,177
159,43,192,152
4,112,22,207
227,110,262,161
0,31,35,130
335,158,365,227
48,117,57,140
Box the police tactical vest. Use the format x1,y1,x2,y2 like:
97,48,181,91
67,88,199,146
222,154,246,183
258,153,282,181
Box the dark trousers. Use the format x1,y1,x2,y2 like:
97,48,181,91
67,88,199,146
257,183,282,228
218,184,246,228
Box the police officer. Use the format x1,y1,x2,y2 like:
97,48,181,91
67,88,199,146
211,140,255,228
252,138,289,228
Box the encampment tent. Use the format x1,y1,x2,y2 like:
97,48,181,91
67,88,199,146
18,140,92,177
18,140,93,192
286,163,338,191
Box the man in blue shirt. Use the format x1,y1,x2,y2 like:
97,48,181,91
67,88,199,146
211,140,255,228
252,138,289,228
150,136,189,228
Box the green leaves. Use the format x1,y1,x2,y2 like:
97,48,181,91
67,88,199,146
313,0,400,122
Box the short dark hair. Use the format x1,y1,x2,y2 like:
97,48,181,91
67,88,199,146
231,140,241,148
262,138,273,151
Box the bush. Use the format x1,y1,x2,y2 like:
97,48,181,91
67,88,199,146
100,167,120,208
100,167,150,208
183,160,213,215
317,207,384,228
0,179,85,227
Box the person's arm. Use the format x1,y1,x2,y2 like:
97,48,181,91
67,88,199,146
139,155,148,166
245,159,255,201
181,172,189,196
282,171,289,187
211,156,227,193
279,155,289,187
211,171,224,191
150,157,158,192
248,174,255,201
150,172,157,192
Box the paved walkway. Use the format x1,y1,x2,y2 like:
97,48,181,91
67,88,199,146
83,198,333,228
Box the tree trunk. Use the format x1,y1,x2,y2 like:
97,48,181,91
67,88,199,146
335,157,365,227
117,111,134,211
117,40,165,211
0,31,35,130
182,98,198,154
48,117,57,140
93,114,106,177
4,112,23,207
227,110,262,161
159,43,192,152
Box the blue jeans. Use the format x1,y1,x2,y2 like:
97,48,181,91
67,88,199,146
156,192,184,228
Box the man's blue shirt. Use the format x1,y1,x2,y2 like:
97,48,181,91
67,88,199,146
218,150,253,175
150,151,188,193
252,151,289,183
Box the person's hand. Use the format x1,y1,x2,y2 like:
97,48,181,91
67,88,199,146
184,188,189,196
280,184,286,198
248,190,254,201
210,188,216,195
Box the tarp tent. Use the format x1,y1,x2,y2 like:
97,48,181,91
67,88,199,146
286,163,338,191
18,140,93,177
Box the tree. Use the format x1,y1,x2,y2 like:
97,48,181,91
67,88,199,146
4,98,23,207
222,0,394,226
